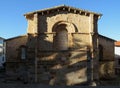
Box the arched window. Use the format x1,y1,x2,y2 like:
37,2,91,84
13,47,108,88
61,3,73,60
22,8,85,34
53,24,68,50
99,44,103,61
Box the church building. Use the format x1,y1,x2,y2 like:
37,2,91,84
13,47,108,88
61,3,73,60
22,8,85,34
5,5,115,85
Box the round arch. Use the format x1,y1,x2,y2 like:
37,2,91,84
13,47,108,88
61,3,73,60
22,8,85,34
52,21,78,33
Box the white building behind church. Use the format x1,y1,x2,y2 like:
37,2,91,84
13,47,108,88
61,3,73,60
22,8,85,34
0,37,5,67
115,41,120,74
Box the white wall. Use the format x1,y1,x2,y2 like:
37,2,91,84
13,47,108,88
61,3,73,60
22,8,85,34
0,39,5,67
115,47,120,57
115,46,120,68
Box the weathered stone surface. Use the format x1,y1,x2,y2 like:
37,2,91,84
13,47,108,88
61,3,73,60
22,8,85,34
5,5,115,86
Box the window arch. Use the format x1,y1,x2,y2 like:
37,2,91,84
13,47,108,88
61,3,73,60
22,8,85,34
52,21,77,33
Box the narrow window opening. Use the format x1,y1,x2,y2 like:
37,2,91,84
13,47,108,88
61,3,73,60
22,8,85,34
99,45,103,61
21,46,26,59
118,59,120,65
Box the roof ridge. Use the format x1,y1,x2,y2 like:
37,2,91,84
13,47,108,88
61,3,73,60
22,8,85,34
24,5,102,16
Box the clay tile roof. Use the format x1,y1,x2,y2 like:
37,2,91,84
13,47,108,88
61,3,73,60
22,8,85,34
115,41,120,46
5,34,27,41
99,34,115,41
24,5,102,17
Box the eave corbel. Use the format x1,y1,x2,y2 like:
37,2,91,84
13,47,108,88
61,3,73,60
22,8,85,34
79,11,82,14
25,14,34,20
42,12,44,15
74,10,76,13
57,9,60,12
68,8,71,12
47,11,49,14
85,12,87,16
63,8,65,10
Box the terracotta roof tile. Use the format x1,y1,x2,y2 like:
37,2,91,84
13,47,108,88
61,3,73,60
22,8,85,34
115,41,120,46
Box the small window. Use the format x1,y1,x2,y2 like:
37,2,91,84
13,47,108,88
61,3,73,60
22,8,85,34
118,59,120,65
21,46,26,59
99,45,103,61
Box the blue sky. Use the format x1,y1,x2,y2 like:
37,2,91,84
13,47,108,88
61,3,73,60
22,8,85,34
0,0,120,40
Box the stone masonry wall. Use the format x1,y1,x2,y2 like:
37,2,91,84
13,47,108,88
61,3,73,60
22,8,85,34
98,36,114,61
6,35,28,62
98,36,115,79
5,35,28,81
25,10,99,85
39,11,90,33
36,48,88,85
